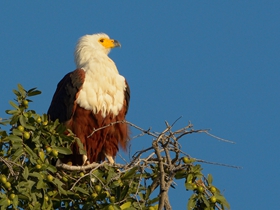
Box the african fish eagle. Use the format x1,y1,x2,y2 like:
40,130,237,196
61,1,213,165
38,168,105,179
47,33,130,166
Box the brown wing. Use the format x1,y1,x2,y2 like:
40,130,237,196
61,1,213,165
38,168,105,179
47,69,85,123
124,79,130,115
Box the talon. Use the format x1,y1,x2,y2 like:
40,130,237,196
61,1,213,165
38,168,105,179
56,159,62,167
82,155,90,165
105,154,115,164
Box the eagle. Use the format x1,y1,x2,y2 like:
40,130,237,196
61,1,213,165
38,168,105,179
47,33,130,166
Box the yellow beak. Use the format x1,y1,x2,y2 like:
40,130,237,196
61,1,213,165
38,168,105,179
101,38,121,48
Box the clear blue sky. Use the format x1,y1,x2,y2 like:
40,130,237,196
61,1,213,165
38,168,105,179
1,1,279,209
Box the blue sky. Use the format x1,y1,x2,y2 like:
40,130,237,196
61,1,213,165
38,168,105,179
1,1,280,209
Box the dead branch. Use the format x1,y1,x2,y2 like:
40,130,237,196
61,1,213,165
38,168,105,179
55,120,236,210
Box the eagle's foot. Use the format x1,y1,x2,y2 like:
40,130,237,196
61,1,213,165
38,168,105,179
105,154,115,165
104,154,121,172
82,155,90,166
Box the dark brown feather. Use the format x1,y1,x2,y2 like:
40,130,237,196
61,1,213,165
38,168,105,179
66,102,129,163
47,69,85,122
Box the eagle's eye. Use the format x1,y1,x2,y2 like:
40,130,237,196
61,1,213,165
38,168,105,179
99,39,104,43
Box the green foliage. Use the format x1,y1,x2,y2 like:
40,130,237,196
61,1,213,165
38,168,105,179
0,84,230,210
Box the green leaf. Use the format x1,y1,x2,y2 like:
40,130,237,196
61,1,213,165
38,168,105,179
31,134,40,145
36,180,45,190
38,151,45,161
122,166,138,179
12,148,24,161
75,186,89,196
55,123,66,134
216,194,230,209
27,90,41,97
10,115,19,124
148,197,159,205
138,192,144,200
12,128,23,136
146,186,151,198
24,144,38,159
187,194,197,210
75,136,86,155
12,195,19,209
201,195,210,207
52,178,67,196
27,87,41,97
46,164,57,173
0,119,9,125
207,174,213,185
29,172,42,179
42,113,48,123
174,169,187,179
23,166,29,180
52,146,72,155
120,201,131,210
19,115,26,126
0,198,9,209
9,100,19,109
12,89,21,97
9,134,22,142
48,190,59,197
27,87,36,92
90,169,105,184
106,167,116,183
120,185,129,200
19,115,35,130
111,180,122,188
193,164,202,173
185,182,195,191
12,142,23,150
17,84,26,96
186,174,194,183
53,119,60,127
5,109,19,115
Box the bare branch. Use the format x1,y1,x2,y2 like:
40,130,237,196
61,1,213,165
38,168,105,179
87,120,127,138
55,120,235,209
196,159,242,169
204,131,235,144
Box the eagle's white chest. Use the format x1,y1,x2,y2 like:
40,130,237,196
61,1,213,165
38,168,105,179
76,62,126,118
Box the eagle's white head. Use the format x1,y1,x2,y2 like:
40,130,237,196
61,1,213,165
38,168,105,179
74,33,121,69
74,33,126,117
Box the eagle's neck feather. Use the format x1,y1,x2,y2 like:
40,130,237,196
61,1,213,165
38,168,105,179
75,57,126,118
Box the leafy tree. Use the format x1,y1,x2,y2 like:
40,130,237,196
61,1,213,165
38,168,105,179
0,84,231,210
